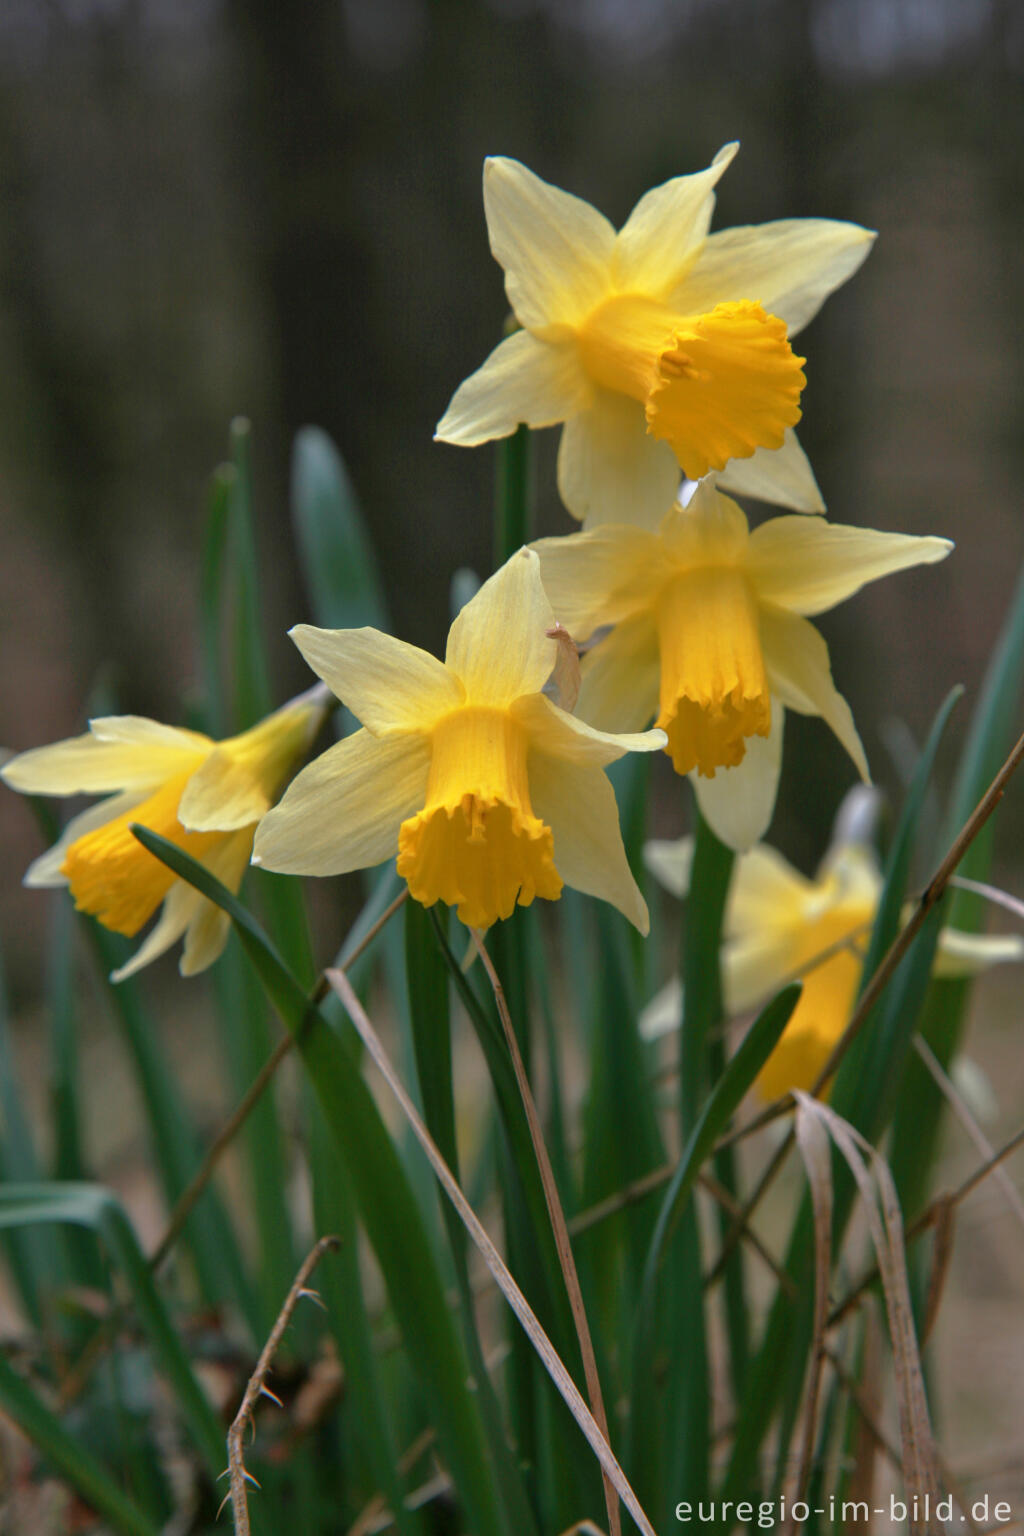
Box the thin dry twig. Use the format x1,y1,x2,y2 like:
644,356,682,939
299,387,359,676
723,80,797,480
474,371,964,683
911,1032,1024,1235
920,1196,956,1350
471,928,621,1536
222,1235,340,1534
325,964,657,1536
829,1121,1024,1328
708,722,1024,1284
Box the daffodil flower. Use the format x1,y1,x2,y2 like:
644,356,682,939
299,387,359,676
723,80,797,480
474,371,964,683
534,479,953,850
253,549,664,932
2,688,328,981
640,833,1024,1100
436,146,875,527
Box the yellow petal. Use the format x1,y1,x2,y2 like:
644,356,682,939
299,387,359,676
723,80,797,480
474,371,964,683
180,829,255,976
178,690,326,833
24,791,147,888
445,548,556,707
110,882,202,984
726,841,815,932
181,905,232,978
435,329,590,445
691,704,785,852
482,156,616,334
556,390,681,528
2,718,208,795
528,752,648,933
253,729,430,877
397,705,562,929
754,923,870,1099
575,613,661,735
723,928,803,1014
760,607,869,781
611,143,738,299
660,475,750,563
512,691,665,766
714,428,825,514
747,518,953,616
532,521,661,638
289,625,462,735
675,218,876,337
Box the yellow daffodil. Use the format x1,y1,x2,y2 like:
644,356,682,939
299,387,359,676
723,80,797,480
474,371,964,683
2,688,328,981
640,832,1024,1100
436,146,875,527
533,478,952,850
253,549,664,932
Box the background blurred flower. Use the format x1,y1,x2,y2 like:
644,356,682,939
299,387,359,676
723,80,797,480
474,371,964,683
641,828,1024,1099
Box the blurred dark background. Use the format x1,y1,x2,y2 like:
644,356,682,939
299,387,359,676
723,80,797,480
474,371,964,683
2,0,1024,983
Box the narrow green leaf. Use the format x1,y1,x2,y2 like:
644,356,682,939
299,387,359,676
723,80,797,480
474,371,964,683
227,417,272,729
46,900,107,1291
0,1349,158,1536
201,421,305,1316
405,901,537,1536
291,426,389,631
578,910,664,1329
831,685,963,1139
84,920,263,1340
426,910,582,1371
653,808,734,1517
199,463,233,735
210,946,298,1334
629,984,801,1521
0,944,65,1323
307,1098,422,1536
427,909,600,1520
130,827,508,1536
891,563,1024,1224
639,983,802,1309
0,1185,224,1474
679,812,734,1134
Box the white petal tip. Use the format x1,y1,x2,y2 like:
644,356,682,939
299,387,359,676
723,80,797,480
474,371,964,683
713,141,740,167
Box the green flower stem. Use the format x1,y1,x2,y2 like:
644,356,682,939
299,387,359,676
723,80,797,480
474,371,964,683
494,424,532,568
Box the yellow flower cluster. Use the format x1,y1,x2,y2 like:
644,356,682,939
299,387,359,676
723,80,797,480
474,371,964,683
3,141,1009,1111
